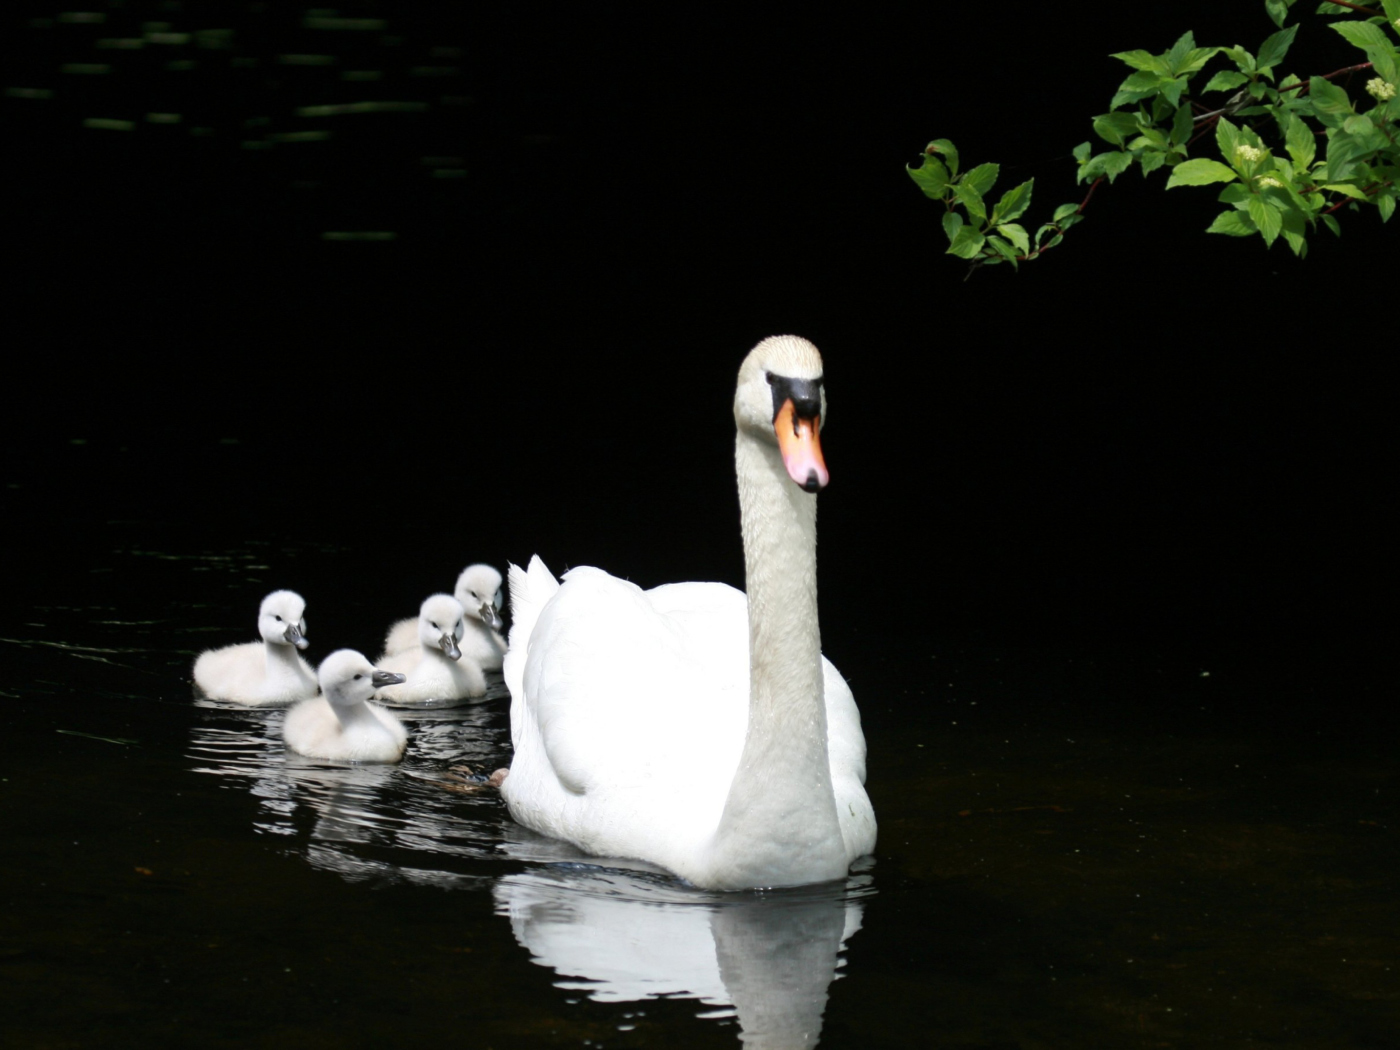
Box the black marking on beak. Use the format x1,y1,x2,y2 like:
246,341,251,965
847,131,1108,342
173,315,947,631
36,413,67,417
766,373,823,425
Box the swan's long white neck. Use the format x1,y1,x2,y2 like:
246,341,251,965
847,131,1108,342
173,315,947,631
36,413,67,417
705,427,846,888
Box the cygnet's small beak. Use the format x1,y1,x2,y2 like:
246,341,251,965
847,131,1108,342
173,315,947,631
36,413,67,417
480,601,503,630
284,624,309,650
371,670,406,688
773,399,829,493
439,633,462,661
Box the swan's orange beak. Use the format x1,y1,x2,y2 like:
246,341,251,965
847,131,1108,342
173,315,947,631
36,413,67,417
774,399,829,493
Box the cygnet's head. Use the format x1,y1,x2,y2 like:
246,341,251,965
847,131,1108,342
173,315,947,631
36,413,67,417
418,594,466,660
258,590,309,649
733,335,828,493
317,649,405,707
454,563,504,629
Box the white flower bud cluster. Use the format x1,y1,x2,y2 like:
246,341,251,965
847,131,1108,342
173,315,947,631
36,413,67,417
1236,144,1266,165
1257,175,1283,189
1366,78,1397,101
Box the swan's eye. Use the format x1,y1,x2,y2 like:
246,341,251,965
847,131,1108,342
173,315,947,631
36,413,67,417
353,673,363,680
274,615,283,621
430,621,439,630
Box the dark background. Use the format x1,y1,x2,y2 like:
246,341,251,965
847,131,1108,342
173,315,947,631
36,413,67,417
3,1,1393,712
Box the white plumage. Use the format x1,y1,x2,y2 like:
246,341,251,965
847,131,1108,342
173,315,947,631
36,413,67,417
382,563,507,671
283,649,408,763
376,593,487,703
192,589,317,706
500,336,876,890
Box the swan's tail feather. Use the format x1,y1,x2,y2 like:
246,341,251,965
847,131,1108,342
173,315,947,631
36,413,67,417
502,556,559,722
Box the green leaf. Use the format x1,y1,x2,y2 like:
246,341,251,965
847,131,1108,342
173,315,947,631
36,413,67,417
1378,192,1396,222
1093,111,1140,146
1248,195,1282,246
1329,20,1391,52
942,211,964,242
1342,113,1377,137
1367,45,1399,86
1309,77,1354,125
1170,103,1194,147
1206,209,1257,235
1166,31,1196,76
1264,0,1296,29
1072,141,1093,164
1257,25,1299,70
1215,117,1242,167
1080,151,1134,183
1111,49,1167,73
986,235,1020,267
1203,71,1249,93
1159,78,1187,108
1285,113,1316,169
991,179,1034,224
1322,212,1342,237
1111,71,1165,110
907,156,950,198
1052,202,1080,222
1218,183,1251,204
1140,150,1168,176
1280,205,1308,256
1226,46,1257,74
996,223,1030,255
1167,158,1239,187
962,162,999,198
953,182,986,223
1321,182,1369,199
1385,0,1400,24
1325,131,1369,180
926,139,959,177
946,225,985,259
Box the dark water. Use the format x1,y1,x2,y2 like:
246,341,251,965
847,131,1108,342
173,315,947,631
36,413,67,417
3,512,1396,1048
4,2,1398,1047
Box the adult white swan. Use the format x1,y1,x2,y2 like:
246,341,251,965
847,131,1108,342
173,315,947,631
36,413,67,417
501,335,876,890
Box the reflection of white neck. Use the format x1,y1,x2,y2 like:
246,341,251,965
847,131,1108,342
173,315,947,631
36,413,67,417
494,868,860,1050
705,429,845,889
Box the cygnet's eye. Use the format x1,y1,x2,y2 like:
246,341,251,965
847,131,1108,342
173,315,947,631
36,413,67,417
430,621,439,630
353,673,363,680
274,615,283,622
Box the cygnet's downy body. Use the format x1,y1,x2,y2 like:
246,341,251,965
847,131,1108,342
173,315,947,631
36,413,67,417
377,594,487,703
283,650,408,762
383,564,507,672
193,590,317,706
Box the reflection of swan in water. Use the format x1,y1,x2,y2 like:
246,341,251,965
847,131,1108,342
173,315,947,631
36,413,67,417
493,860,868,1049
187,700,508,888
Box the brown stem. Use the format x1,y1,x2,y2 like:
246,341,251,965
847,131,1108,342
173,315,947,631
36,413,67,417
1318,0,1382,15
1280,61,1374,94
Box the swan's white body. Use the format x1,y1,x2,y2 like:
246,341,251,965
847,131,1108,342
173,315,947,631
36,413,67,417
283,649,407,762
501,336,876,890
193,590,317,706
377,594,487,703
383,564,507,671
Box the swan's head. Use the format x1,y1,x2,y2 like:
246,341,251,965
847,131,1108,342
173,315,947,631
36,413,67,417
418,593,467,660
318,649,405,708
454,563,505,629
257,590,309,649
734,335,828,493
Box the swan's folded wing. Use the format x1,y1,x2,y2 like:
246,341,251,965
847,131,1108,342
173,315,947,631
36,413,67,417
522,571,748,803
